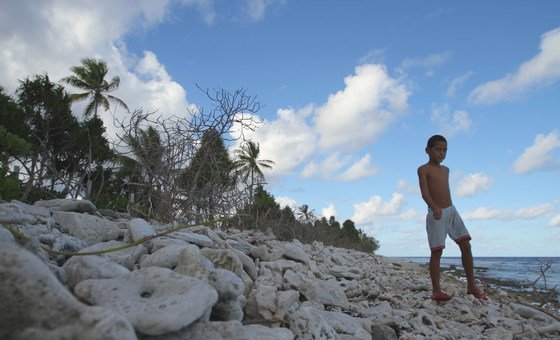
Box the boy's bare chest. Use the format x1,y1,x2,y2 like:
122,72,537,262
427,168,449,184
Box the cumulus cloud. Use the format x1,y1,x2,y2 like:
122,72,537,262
339,154,379,181
548,214,560,227
233,106,317,177
300,153,378,181
469,27,560,104
275,196,297,210
301,153,348,179
322,203,337,219
462,203,553,220
431,104,472,137
513,130,560,174
236,64,409,179
314,64,409,151
455,172,492,197
125,51,192,114
0,0,195,140
352,192,406,224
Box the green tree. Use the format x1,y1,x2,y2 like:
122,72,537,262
0,86,27,140
61,57,128,117
180,129,236,223
329,216,341,229
296,204,316,224
342,219,360,241
234,140,274,200
0,125,31,200
15,74,83,200
77,116,116,202
62,57,128,198
120,125,170,220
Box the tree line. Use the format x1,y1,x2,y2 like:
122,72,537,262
0,58,379,253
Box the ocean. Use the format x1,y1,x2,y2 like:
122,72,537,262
395,257,560,292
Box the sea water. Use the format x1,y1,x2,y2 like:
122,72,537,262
396,257,560,291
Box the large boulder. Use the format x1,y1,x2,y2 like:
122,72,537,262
53,211,122,244
35,198,97,214
74,266,219,336
0,242,136,339
63,255,131,289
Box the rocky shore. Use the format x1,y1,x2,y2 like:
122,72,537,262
1,198,559,339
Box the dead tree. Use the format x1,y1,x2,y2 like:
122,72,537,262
111,86,262,223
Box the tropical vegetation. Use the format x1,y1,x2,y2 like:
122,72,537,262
0,59,380,253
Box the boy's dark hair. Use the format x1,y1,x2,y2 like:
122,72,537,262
427,135,447,148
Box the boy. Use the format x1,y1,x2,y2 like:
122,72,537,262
417,135,487,301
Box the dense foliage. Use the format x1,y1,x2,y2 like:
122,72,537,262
229,186,380,253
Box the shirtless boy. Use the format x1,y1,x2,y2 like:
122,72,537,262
417,135,488,301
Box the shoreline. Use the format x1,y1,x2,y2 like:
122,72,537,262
437,264,560,319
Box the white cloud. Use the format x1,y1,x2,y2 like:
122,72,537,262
125,50,192,114
314,64,409,151
300,153,378,181
301,153,348,179
275,196,297,210
516,204,554,219
462,203,553,220
446,71,473,97
0,0,194,140
322,203,337,219
234,106,317,177
339,154,379,181
431,104,472,137
469,27,560,104
548,214,560,227
463,207,501,220
513,130,560,174
455,172,492,197
236,64,410,179
352,192,406,224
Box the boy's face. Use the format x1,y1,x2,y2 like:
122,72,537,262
425,141,447,164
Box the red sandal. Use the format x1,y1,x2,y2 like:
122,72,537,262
431,291,453,301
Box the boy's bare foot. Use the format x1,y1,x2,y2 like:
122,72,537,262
431,291,453,301
467,289,488,300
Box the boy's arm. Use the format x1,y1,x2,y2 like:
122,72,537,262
417,166,442,219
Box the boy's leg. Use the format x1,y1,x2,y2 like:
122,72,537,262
429,249,443,293
458,239,476,290
430,249,452,301
458,239,487,299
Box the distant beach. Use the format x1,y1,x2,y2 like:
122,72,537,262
397,257,559,289
397,257,560,305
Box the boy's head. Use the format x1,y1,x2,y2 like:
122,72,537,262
425,135,447,163
426,135,447,149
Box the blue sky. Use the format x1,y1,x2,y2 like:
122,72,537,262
1,1,559,256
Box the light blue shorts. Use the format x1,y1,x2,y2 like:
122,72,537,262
426,205,471,251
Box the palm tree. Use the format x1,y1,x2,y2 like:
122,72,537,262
234,140,274,199
61,57,128,117
62,57,128,199
296,204,316,224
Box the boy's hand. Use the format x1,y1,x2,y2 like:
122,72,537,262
433,208,442,220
